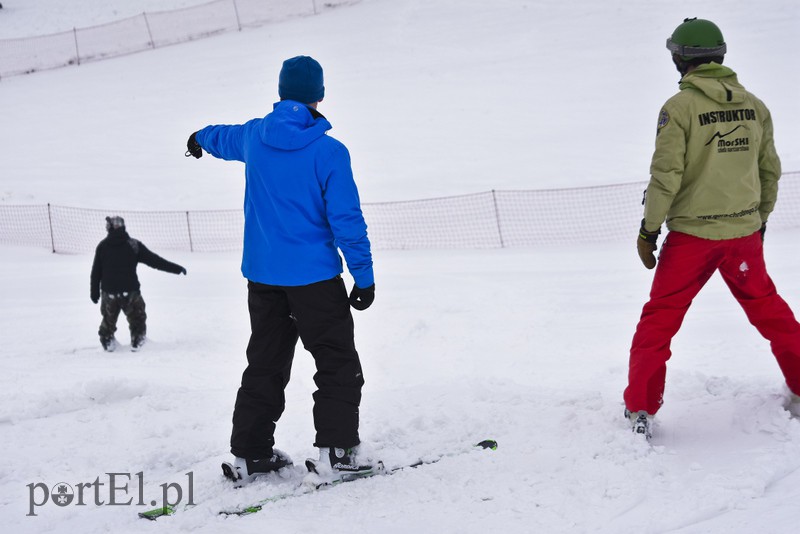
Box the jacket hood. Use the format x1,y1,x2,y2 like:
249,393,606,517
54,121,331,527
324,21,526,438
259,100,332,150
679,63,746,105
105,227,130,245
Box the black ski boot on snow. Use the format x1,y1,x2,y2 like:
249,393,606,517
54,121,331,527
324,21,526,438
131,334,146,352
221,449,293,485
305,446,381,482
100,336,118,352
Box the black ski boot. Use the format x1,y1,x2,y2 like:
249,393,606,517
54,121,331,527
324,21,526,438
131,334,146,352
305,446,380,481
221,449,293,485
100,336,118,352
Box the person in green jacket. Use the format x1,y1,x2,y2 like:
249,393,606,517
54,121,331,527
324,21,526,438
624,18,800,439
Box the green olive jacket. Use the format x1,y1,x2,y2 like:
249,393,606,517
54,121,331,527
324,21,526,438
643,63,782,239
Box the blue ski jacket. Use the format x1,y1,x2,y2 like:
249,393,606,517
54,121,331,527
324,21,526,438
196,101,373,288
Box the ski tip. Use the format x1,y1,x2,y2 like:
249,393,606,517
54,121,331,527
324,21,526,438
221,504,263,516
138,506,173,520
476,439,498,450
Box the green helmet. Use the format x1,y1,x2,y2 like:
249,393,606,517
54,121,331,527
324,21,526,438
666,18,726,60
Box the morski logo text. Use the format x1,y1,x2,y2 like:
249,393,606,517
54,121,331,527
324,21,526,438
704,125,750,153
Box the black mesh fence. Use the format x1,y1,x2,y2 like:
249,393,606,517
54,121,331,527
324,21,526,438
0,0,350,79
2,173,797,254
0,204,53,249
752,172,800,229
186,210,244,252
495,182,645,246
363,192,502,250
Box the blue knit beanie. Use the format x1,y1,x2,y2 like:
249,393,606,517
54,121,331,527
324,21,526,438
278,56,325,104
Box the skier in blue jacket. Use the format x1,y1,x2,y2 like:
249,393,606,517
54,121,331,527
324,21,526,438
187,55,376,484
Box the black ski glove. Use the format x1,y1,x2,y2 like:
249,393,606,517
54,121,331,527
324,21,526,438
91,289,99,304
186,132,202,159
178,266,187,275
349,284,375,311
760,223,767,242
637,219,660,270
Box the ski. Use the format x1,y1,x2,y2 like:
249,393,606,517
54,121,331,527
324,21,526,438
137,470,304,521
138,439,497,520
218,439,498,517
138,504,179,521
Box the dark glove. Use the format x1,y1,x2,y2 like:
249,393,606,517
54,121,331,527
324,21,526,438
637,219,660,270
91,291,99,304
186,132,202,159
759,223,766,242
349,284,375,311
179,267,187,275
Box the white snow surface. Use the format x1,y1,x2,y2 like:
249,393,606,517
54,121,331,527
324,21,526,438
2,1,800,533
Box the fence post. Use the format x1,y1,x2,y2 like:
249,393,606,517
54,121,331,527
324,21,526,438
72,28,81,66
491,190,505,248
142,12,155,48
47,203,56,253
186,211,195,252
232,0,243,31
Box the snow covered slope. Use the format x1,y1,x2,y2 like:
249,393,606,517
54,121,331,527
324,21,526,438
1,0,798,207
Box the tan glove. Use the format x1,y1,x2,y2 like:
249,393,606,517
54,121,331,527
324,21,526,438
637,220,660,270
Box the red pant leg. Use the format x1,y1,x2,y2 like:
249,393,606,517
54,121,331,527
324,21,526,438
624,232,720,414
718,232,800,395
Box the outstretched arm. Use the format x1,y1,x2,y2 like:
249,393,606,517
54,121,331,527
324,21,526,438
136,241,186,275
188,121,255,162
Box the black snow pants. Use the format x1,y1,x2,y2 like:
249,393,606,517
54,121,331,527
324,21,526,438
230,276,364,459
98,291,147,341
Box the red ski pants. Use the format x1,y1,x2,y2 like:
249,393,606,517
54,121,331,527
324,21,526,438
624,231,800,415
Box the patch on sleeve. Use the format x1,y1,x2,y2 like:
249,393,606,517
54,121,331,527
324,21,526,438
657,108,670,130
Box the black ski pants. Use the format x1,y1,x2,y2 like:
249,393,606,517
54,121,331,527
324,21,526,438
230,276,364,459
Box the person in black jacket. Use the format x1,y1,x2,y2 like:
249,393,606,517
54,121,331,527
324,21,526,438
90,216,186,352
